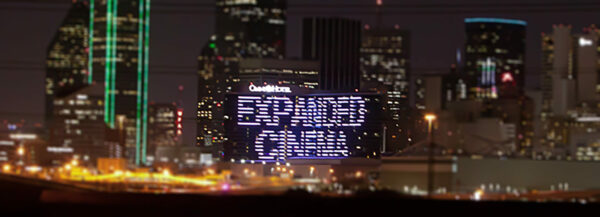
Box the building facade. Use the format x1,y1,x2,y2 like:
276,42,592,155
89,0,151,165
464,18,526,99
303,17,362,91
49,84,111,166
46,0,151,165
45,0,89,138
148,103,180,158
538,25,600,160
238,58,319,90
197,0,287,162
360,27,411,153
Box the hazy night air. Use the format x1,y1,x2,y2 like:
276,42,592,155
1,0,600,216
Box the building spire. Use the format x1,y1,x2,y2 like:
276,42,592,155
376,0,382,30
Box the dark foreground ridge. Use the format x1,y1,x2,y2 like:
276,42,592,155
1,173,598,217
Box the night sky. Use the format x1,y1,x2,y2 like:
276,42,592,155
1,0,599,144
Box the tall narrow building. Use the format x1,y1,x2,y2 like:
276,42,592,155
462,18,532,157
360,27,410,98
464,18,526,99
302,17,361,91
197,0,286,162
360,26,410,153
89,0,151,165
45,0,89,131
46,0,151,166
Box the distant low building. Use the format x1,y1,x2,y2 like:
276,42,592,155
148,103,180,156
48,84,110,166
380,156,600,194
97,158,127,174
154,146,204,168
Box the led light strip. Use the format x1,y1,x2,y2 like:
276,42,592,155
135,0,150,165
142,0,150,165
104,0,113,125
88,0,94,84
135,0,144,166
111,0,118,127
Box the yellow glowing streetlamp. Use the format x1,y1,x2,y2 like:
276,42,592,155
17,146,25,156
355,171,363,178
424,113,437,198
2,164,11,172
162,169,171,177
425,114,436,130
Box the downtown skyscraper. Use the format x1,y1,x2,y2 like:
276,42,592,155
90,0,151,165
464,18,526,99
197,0,286,161
46,1,89,128
538,25,600,160
360,26,411,153
302,17,362,91
460,18,532,156
46,0,151,165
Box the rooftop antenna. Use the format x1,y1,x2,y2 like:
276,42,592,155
376,0,382,30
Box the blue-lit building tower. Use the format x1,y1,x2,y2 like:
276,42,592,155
464,18,526,99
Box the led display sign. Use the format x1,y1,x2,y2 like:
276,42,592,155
227,94,380,162
248,84,292,93
579,37,593,47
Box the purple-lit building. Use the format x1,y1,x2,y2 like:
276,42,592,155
223,84,383,164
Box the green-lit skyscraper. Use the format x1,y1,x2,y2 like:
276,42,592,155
89,0,151,165
46,0,151,166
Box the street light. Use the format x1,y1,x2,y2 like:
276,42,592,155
17,146,25,156
16,146,26,168
424,113,436,198
2,164,11,173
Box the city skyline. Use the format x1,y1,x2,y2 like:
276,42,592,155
3,0,600,215
3,0,600,146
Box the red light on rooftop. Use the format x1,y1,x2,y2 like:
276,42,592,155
376,0,382,6
501,72,514,83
